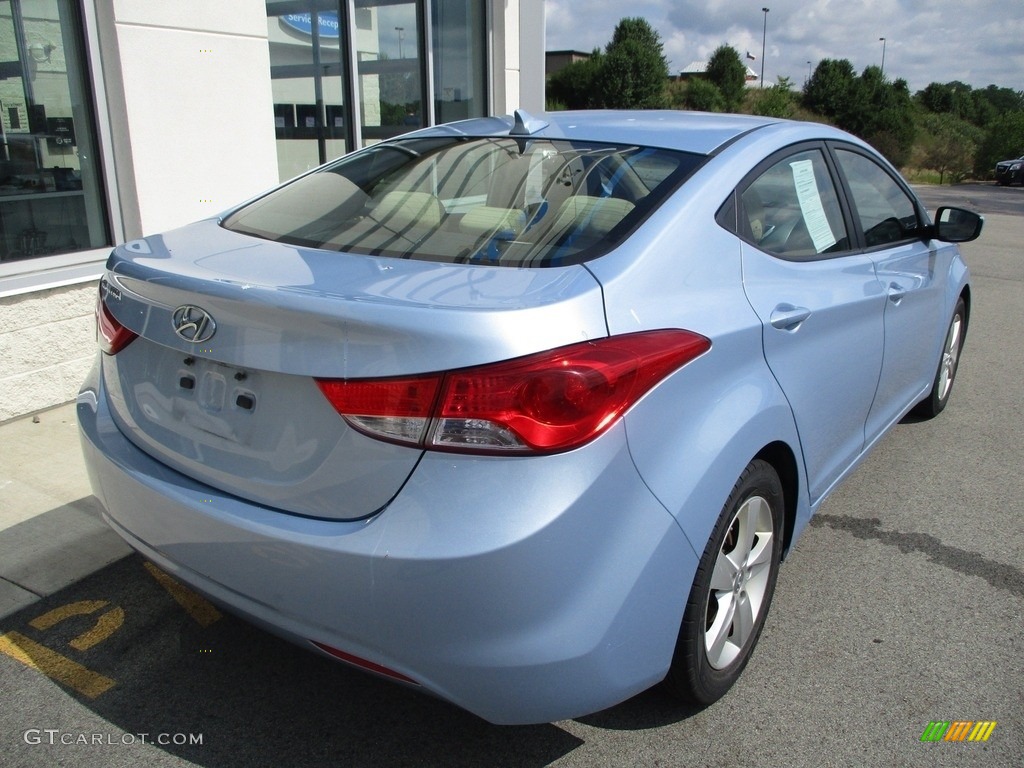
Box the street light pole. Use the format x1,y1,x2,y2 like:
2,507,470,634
879,37,886,77
396,26,405,59
760,7,769,88
806,60,812,86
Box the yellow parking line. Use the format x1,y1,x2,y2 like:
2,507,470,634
0,631,116,699
29,600,108,631
28,600,126,652
70,607,125,651
144,562,222,627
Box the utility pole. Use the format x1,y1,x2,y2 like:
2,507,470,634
760,7,770,88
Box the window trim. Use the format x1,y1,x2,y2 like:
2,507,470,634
0,249,105,298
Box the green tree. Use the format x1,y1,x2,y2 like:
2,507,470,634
607,16,668,67
974,110,1024,177
917,82,954,114
851,71,916,167
803,58,857,119
681,77,725,112
594,17,669,108
977,84,1024,116
809,64,916,166
546,51,603,109
920,113,983,184
916,81,1010,128
704,45,746,111
545,18,669,110
969,91,997,127
752,76,796,118
948,83,981,123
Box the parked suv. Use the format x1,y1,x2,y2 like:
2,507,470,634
995,154,1024,185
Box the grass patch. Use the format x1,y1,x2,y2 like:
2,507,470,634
902,168,944,184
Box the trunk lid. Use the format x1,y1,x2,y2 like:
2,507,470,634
101,220,608,520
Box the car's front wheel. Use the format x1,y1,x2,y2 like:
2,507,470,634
913,297,966,418
665,459,783,705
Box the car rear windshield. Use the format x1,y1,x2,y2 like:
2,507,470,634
223,136,704,267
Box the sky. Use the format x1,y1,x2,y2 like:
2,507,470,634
544,0,1024,94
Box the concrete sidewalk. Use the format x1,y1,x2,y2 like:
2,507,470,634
0,401,130,619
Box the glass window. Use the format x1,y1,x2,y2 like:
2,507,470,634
432,0,486,124
356,0,422,144
0,0,108,261
266,1,350,181
739,149,849,260
223,137,703,267
834,147,921,248
265,0,491,176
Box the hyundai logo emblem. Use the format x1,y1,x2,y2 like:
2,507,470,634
172,305,216,344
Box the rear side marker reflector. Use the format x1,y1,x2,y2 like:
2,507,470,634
316,329,711,455
310,641,419,685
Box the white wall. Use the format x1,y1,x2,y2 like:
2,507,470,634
0,283,94,422
101,0,279,237
491,0,545,115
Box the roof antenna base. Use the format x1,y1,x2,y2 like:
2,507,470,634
510,109,548,136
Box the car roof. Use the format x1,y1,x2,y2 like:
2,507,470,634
406,110,788,156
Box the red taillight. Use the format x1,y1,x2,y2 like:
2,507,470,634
96,291,138,355
316,375,441,444
316,330,710,454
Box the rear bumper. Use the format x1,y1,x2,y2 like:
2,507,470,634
78,363,698,724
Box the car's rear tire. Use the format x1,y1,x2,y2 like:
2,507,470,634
913,297,966,419
665,459,783,705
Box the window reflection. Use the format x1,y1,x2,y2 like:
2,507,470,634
433,0,485,123
264,0,488,180
267,1,349,181
356,0,422,144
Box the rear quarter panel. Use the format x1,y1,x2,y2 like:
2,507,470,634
588,147,810,555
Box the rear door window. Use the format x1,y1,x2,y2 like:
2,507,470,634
737,148,850,260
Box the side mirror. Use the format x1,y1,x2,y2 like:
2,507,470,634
932,206,983,243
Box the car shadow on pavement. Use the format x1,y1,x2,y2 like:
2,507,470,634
1,554,699,766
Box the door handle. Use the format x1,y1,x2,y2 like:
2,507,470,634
770,304,812,331
888,282,906,304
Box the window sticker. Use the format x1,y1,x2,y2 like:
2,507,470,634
789,159,837,252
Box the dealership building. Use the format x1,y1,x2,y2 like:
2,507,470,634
0,0,544,421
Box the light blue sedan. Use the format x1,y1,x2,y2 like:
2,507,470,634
79,110,982,724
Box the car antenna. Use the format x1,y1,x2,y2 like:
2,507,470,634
510,109,548,137
510,109,548,154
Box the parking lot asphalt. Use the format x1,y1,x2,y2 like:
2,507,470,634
0,184,1021,767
